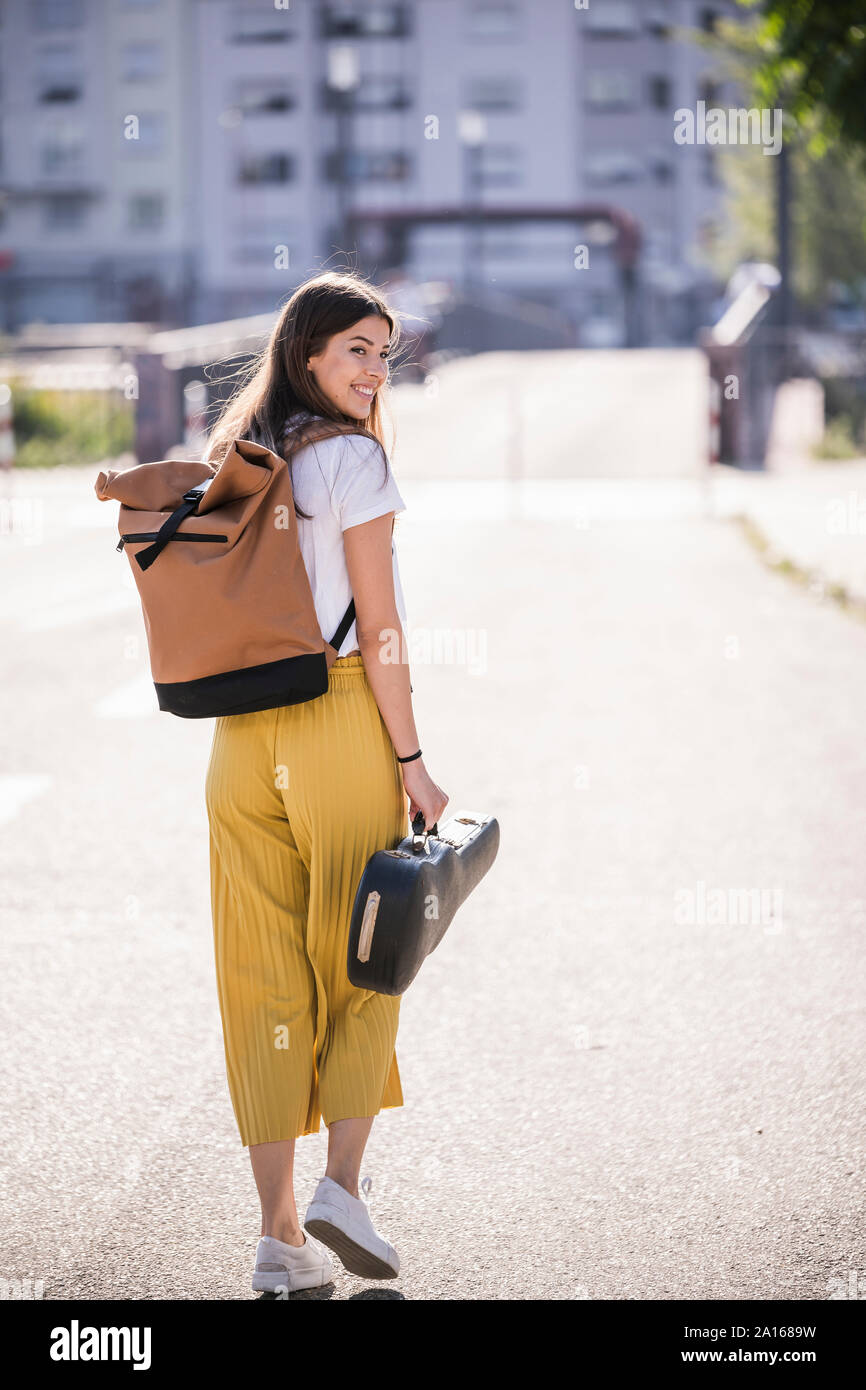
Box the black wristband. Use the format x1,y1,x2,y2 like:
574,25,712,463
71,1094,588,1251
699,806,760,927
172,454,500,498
397,748,422,763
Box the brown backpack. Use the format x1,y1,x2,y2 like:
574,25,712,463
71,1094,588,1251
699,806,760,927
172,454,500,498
94,424,374,718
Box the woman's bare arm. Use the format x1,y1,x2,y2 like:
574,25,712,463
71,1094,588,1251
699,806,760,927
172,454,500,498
342,512,420,758
342,513,450,830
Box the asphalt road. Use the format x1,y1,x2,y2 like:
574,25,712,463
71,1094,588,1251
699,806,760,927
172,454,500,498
0,462,864,1301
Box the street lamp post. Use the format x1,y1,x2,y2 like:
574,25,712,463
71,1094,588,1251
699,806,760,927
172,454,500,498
775,121,793,381
457,109,486,297
326,44,360,261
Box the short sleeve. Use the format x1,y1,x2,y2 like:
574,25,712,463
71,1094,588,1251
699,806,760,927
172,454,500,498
330,434,406,531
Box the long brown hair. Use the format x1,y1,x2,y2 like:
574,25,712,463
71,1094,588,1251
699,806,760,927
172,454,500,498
204,269,402,520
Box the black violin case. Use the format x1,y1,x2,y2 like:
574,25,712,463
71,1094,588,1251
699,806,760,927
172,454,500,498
347,809,500,995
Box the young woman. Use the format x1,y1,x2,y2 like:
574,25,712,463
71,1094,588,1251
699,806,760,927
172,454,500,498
203,270,449,1294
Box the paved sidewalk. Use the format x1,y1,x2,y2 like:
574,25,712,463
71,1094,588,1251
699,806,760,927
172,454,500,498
709,460,866,607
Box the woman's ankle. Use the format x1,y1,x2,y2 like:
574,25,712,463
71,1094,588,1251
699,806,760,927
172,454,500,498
324,1170,360,1199
261,1224,305,1247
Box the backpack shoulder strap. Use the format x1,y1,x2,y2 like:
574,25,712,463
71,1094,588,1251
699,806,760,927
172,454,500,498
328,599,356,653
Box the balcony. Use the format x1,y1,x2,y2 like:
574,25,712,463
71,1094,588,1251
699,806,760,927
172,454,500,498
319,4,411,39
319,76,411,111
323,149,410,182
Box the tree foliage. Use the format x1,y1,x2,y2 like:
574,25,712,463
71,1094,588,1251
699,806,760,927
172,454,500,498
690,6,866,314
735,0,866,156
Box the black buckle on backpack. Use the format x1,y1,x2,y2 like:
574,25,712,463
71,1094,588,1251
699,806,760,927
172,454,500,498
134,477,213,572
183,479,212,505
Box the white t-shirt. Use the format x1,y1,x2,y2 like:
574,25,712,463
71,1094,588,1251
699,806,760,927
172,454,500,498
282,419,409,657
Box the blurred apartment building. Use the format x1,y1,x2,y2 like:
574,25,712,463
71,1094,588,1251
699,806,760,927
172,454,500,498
0,0,743,346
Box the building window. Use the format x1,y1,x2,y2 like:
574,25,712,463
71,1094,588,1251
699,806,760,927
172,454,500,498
230,9,296,43
44,194,89,229
699,77,721,107
124,112,166,153
584,69,637,109
238,152,294,184
233,81,297,114
128,193,164,230
321,74,411,111
31,0,84,28
231,219,301,265
584,149,643,184
463,75,522,112
356,75,411,109
466,2,521,40
38,75,82,102
584,1,639,35
122,41,164,82
41,123,84,174
644,1,671,37
477,144,522,188
43,194,88,230
648,147,674,183
323,149,409,181
647,75,671,109
320,4,410,39
36,41,82,102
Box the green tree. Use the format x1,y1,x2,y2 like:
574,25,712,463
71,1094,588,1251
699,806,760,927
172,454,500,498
736,0,866,157
689,9,866,317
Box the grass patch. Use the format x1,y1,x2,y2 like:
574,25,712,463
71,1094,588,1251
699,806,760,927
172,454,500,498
10,382,134,468
733,512,866,626
811,416,862,461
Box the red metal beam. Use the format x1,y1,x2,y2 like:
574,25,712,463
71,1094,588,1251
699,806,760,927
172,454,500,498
347,203,642,268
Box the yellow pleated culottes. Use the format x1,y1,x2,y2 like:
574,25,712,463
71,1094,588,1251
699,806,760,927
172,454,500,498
204,654,408,1148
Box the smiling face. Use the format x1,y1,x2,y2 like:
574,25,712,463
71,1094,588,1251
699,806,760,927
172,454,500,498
305,314,391,420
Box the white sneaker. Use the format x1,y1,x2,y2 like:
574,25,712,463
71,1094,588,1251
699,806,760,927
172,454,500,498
304,1175,400,1280
251,1233,334,1294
